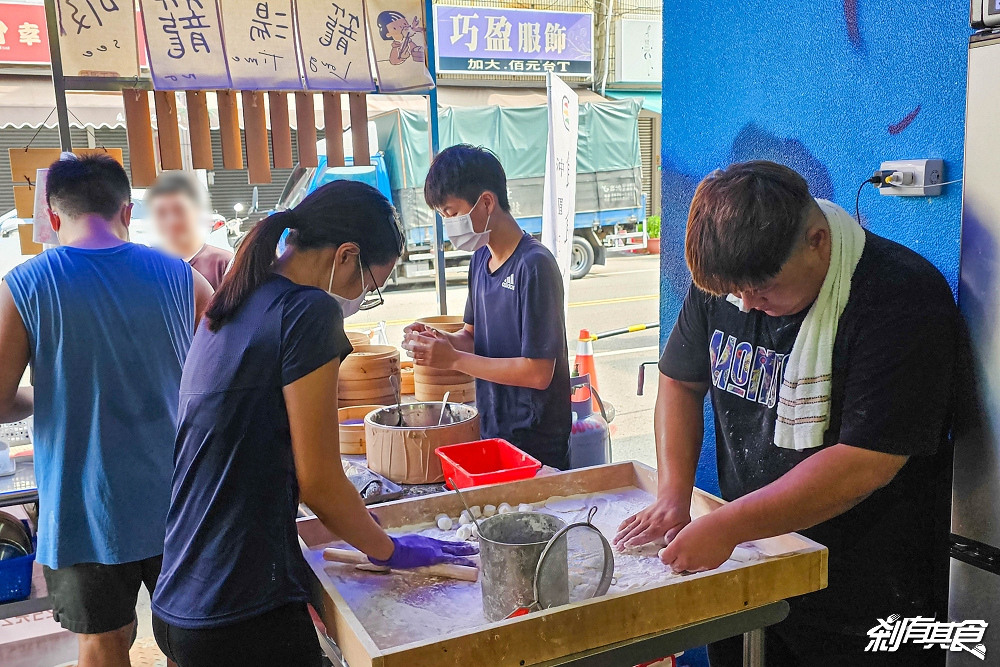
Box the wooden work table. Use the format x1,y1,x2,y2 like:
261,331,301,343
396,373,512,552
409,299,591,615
298,461,827,667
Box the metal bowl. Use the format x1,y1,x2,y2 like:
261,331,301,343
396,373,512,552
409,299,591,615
0,539,28,560
0,511,31,556
366,402,477,429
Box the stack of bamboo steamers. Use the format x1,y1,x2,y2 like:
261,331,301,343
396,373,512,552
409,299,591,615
338,345,401,408
413,316,476,403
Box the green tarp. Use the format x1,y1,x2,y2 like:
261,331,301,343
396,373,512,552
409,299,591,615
373,99,642,193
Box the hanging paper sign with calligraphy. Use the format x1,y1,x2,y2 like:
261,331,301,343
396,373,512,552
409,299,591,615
365,0,432,93
139,0,231,90
295,0,374,91
54,0,141,77
219,0,301,89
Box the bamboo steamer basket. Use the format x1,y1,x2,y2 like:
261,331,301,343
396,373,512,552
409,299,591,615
412,316,474,401
338,405,381,454
365,402,480,484
346,330,370,348
400,361,415,395
417,315,465,333
339,345,400,408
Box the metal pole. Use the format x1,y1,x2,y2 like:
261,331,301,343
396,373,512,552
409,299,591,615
743,628,765,667
424,0,447,315
43,0,72,151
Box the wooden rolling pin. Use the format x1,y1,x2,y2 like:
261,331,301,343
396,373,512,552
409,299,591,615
323,547,479,582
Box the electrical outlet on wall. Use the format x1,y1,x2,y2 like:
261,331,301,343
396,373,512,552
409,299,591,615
878,159,944,197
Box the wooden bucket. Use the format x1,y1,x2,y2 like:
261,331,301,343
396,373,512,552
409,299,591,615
417,315,465,333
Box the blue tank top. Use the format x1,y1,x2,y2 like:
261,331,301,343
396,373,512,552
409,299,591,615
5,243,194,568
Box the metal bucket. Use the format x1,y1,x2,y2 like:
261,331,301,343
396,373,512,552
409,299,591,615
478,512,568,622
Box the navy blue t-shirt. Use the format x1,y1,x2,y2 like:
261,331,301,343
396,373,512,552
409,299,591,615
152,274,352,629
464,235,571,468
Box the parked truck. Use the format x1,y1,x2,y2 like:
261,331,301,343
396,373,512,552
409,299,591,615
274,98,646,280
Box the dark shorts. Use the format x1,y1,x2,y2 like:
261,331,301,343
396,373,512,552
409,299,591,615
42,554,162,635
153,601,322,667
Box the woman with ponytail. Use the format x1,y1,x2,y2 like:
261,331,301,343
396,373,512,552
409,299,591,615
150,181,476,666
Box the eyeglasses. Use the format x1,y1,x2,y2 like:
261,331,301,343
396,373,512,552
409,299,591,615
359,261,384,311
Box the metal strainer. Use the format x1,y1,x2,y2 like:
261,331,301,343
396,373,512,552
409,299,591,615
505,506,614,618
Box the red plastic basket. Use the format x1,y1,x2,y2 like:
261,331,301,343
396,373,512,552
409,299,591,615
435,439,541,489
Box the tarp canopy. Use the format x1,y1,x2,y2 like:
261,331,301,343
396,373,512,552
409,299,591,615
374,98,643,192
606,90,661,115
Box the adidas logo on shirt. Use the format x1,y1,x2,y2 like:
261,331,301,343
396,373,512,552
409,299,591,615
501,275,515,291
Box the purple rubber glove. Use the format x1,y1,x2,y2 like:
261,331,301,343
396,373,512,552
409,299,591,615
370,534,479,569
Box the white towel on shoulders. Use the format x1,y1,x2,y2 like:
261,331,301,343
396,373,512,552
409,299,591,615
773,199,866,450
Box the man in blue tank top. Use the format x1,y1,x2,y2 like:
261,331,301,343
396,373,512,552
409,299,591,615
0,154,213,665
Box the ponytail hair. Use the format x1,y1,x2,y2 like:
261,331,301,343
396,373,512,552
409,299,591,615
205,180,403,332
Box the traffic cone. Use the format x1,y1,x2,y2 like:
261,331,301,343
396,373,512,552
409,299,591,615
573,329,600,411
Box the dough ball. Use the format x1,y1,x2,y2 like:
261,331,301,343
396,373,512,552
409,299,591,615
459,510,473,526
518,503,533,513
456,524,473,541
544,497,587,513
497,502,512,514
469,523,479,540
483,504,497,518
437,516,454,531
470,505,483,518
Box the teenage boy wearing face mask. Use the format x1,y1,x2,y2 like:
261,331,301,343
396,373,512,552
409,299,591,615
403,145,571,469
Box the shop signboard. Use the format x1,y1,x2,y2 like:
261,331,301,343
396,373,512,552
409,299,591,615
433,5,592,77
54,0,141,77
219,0,302,89
613,18,660,83
139,0,231,89
295,0,374,91
0,2,49,64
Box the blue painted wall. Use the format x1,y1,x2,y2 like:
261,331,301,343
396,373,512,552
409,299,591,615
657,7,970,664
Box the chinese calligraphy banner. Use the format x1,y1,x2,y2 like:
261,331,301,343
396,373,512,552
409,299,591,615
434,6,592,77
295,0,374,92
55,0,141,77
219,0,301,90
0,2,49,64
140,0,230,89
541,73,578,317
365,0,432,93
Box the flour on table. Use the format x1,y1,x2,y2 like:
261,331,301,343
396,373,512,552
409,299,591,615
544,496,588,513
306,486,774,650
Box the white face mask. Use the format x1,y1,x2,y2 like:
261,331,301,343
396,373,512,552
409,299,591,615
444,195,491,252
328,252,368,318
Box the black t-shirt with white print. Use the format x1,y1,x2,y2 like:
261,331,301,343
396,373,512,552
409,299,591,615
659,231,959,636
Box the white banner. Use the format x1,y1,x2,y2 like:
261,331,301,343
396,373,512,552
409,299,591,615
295,0,374,91
140,0,231,90
541,72,578,317
219,0,302,90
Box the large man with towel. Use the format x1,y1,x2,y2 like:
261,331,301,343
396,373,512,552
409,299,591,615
615,161,958,666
